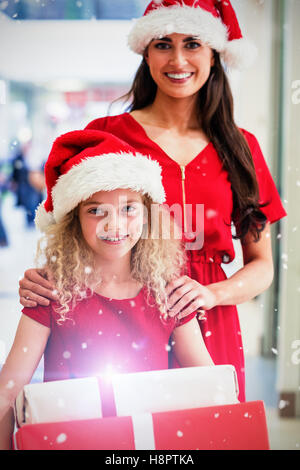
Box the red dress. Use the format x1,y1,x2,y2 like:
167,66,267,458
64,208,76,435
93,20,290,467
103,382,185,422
85,113,287,401
22,287,194,382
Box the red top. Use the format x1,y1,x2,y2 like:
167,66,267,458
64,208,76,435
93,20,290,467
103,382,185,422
22,287,195,382
85,113,287,263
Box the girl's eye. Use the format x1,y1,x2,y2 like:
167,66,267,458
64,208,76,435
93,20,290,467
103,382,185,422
122,205,138,214
88,207,107,216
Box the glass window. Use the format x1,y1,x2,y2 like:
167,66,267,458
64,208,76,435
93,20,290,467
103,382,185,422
2,0,148,20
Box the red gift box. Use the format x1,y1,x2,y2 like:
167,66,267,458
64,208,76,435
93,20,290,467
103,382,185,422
14,401,270,450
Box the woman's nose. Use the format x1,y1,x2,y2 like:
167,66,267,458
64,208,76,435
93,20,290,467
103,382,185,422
168,47,188,67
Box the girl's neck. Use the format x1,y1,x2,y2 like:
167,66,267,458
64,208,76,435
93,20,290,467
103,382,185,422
92,255,142,299
142,91,199,133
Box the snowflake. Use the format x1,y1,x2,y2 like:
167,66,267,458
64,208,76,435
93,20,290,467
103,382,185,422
56,433,67,444
5,380,15,389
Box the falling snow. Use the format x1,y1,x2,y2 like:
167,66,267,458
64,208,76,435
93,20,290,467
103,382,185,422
56,433,67,444
5,380,14,389
278,400,289,410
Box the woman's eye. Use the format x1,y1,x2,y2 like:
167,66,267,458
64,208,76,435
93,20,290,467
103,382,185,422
186,42,201,49
154,42,171,50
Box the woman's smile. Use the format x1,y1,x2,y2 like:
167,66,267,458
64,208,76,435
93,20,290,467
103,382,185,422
164,71,194,84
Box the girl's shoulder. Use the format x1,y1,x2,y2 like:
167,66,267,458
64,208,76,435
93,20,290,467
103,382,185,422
22,302,54,328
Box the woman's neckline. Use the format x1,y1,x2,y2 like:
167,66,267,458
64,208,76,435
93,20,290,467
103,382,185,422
125,112,212,168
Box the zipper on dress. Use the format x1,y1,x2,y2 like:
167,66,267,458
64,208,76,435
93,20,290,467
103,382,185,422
180,165,187,234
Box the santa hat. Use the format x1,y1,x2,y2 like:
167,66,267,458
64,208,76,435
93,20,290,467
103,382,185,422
128,0,256,70
35,130,166,232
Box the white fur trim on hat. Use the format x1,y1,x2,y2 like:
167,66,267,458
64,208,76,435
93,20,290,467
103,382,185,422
128,4,228,55
35,202,55,232
42,152,165,229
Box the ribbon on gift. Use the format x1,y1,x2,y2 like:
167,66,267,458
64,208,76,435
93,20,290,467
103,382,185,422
15,365,240,428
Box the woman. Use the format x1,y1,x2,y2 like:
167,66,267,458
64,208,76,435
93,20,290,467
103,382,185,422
18,0,287,402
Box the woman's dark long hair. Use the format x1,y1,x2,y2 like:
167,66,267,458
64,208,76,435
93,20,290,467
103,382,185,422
119,51,268,243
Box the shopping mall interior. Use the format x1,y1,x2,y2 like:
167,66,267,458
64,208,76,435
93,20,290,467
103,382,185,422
0,0,299,450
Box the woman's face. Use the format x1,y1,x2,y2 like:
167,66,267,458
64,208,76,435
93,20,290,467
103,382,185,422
78,189,145,263
145,33,214,99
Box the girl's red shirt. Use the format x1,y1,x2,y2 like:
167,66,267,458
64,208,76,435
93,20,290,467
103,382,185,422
22,287,195,382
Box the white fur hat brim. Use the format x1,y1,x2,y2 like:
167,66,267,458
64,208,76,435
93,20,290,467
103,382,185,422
128,4,256,70
35,152,166,232
128,4,228,55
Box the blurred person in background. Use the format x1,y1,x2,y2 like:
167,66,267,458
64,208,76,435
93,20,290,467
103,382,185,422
0,159,10,247
10,140,44,228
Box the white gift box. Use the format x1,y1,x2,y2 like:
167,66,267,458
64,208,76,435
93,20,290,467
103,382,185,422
15,365,239,427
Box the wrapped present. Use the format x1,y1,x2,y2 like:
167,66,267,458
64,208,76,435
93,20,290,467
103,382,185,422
15,365,239,426
13,401,270,450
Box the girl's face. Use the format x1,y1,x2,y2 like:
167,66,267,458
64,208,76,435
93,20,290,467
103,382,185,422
145,33,214,99
79,189,145,263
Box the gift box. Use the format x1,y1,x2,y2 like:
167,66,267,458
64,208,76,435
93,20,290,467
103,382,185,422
15,365,239,426
14,401,270,450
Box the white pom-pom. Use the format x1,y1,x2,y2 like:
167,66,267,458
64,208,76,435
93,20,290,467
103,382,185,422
35,202,55,232
222,38,258,71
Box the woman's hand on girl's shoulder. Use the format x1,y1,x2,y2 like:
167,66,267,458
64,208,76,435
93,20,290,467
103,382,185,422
166,275,218,320
19,268,58,308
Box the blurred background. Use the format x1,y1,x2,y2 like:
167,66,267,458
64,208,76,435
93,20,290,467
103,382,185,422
0,0,299,450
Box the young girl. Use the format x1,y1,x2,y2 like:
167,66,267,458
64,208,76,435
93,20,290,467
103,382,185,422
0,129,213,449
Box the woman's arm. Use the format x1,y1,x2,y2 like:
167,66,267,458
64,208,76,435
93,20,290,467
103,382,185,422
19,269,58,307
0,315,50,449
167,223,274,318
208,223,274,306
172,317,214,367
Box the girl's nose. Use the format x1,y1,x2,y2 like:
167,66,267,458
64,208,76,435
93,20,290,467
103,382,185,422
104,211,120,234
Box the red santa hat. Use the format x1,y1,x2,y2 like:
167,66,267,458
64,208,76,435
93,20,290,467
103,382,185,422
35,130,166,232
128,0,256,70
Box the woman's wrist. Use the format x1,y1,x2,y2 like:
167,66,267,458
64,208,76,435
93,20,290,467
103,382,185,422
207,281,229,307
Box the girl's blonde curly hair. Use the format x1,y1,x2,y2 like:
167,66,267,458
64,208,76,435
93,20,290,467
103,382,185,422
35,194,187,324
